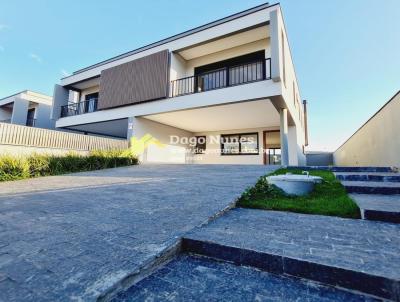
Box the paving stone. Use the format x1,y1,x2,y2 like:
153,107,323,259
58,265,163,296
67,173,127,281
184,208,400,300
111,255,377,302
342,181,400,194
0,165,273,301
335,172,400,182
350,193,400,223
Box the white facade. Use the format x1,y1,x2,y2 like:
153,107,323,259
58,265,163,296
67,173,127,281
53,3,308,165
0,90,54,129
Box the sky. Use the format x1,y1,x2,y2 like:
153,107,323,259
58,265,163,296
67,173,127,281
0,0,399,151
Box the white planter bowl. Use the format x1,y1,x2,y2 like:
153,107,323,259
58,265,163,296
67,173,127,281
267,174,322,196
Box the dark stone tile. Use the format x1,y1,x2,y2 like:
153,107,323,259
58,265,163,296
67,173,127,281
112,255,374,302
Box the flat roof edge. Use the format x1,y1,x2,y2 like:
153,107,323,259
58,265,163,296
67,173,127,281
65,2,276,78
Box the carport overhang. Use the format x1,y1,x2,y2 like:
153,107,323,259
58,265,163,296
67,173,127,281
140,98,280,133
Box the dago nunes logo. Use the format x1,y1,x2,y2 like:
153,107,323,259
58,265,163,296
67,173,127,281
123,134,165,157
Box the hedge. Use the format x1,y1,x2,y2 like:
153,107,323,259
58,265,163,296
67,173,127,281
0,150,138,182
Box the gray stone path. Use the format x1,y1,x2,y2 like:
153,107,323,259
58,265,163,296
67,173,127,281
0,165,273,302
112,254,376,302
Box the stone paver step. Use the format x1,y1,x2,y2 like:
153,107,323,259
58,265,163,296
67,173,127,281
289,166,394,173
111,254,376,302
184,208,400,301
335,172,400,182
350,193,400,223
342,180,400,195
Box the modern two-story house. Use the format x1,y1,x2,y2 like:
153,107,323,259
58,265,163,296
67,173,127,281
0,90,54,129
52,2,308,165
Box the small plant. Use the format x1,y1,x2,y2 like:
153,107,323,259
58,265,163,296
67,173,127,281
0,150,138,182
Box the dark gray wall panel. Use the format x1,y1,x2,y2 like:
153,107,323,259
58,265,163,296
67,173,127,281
98,50,169,110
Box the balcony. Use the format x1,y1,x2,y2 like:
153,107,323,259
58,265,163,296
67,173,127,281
170,58,271,98
61,98,98,117
26,118,36,127
59,58,271,118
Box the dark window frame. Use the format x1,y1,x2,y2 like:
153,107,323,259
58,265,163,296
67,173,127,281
194,136,206,154
220,132,259,156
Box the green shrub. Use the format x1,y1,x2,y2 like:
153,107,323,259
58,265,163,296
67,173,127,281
0,155,30,181
0,150,138,182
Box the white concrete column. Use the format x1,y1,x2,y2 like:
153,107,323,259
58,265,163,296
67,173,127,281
11,98,29,125
280,108,289,166
269,9,281,83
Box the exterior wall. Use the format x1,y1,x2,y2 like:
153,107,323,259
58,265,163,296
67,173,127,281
129,117,194,164
193,127,279,165
306,152,333,166
61,4,276,86
98,50,169,110
57,80,281,128
170,53,187,82
184,39,271,78
36,104,55,129
10,97,29,125
51,85,69,120
79,86,100,102
0,107,12,121
333,92,400,168
270,7,306,166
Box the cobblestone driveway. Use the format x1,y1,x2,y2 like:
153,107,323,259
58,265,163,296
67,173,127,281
0,164,273,301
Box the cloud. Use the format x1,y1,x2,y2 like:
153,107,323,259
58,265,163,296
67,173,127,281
61,69,71,77
29,53,42,63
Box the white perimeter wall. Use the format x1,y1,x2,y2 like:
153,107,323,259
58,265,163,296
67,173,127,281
333,92,400,168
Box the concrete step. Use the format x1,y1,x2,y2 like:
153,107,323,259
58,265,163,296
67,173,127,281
335,172,400,182
350,193,400,223
342,181,400,195
289,166,394,173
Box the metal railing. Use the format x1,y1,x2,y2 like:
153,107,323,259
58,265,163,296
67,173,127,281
26,118,36,127
170,58,271,97
61,98,98,118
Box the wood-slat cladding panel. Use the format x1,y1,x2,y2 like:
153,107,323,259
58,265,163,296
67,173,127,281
98,50,169,110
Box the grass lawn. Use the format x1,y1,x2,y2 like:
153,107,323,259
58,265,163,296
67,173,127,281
237,168,361,219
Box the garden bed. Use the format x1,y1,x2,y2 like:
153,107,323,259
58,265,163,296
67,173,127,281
0,150,138,182
238,168,360,219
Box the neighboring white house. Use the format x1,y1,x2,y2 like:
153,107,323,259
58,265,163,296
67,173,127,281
0,90,54,129
52,3,308,165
